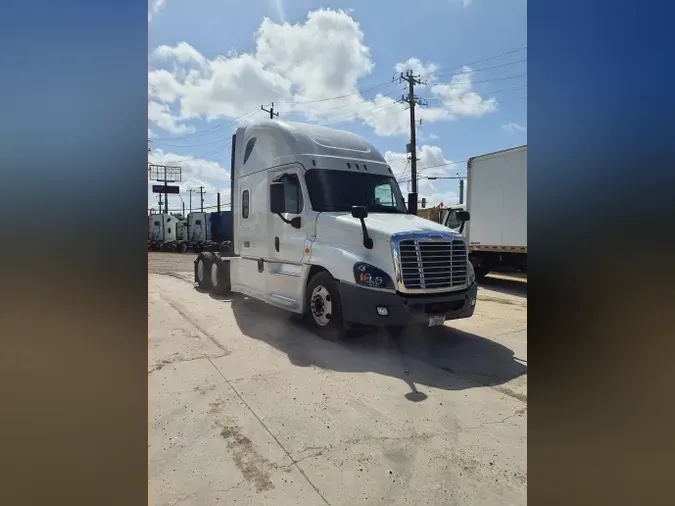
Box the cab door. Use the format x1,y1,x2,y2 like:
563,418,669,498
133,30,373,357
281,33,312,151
265,165,311,311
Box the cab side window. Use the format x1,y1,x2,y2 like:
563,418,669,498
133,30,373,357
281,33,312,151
278,174,303,214
373,183,395,207
447,210,461,229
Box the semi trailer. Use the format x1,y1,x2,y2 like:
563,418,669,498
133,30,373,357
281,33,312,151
147,211,232,253
194,120,477,334
442,145,527,280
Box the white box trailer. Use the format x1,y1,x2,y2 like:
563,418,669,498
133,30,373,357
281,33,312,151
192,120,478,335
442,145,527,279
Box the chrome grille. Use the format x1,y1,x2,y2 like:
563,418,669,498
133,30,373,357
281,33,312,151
398,239,467,290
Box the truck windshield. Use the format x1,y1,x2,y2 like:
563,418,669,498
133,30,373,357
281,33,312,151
305,169,407,213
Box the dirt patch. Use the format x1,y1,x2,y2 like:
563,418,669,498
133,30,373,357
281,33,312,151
478,295,527,308
216,421,276,492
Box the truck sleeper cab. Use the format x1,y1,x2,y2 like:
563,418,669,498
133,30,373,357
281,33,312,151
194,120,477,333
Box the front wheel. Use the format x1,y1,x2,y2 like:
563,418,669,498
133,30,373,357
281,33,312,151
305,271,344,333
210,257,231,295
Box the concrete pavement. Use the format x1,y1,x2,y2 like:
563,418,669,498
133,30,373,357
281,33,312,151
149,254,527,505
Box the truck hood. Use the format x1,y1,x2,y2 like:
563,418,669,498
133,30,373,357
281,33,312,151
317,212,454,240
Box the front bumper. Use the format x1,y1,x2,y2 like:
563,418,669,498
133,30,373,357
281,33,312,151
337,281,478,327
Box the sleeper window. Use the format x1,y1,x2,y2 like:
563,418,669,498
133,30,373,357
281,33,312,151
242,190,250,218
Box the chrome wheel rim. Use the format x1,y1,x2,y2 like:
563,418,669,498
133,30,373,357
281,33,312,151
310,285,332,327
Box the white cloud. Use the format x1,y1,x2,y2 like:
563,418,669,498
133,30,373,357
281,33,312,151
430,66,497,118
502,121,527,133
149,101,195,134
148,69,184,103
394,58,438,80
148,9,497,138
154,42,206,67
148,0,166,22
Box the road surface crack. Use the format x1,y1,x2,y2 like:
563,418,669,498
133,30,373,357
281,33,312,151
464,406,527,430
207,358,332,505
159,294,230,355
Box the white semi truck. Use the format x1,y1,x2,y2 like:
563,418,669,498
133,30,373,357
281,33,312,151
194,120,477,334
442,145,527,280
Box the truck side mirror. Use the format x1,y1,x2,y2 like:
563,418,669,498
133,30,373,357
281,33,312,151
270,182,285,214
457,210,470,234
351,206,368,219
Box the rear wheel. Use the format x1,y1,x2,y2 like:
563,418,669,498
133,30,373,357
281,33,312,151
305,271,344,333
195,252,215,290
210,257,231,295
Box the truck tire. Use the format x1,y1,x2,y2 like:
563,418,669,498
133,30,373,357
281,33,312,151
210,257,231,295
305,271,344,334
195,252,215,291
474,267,490,282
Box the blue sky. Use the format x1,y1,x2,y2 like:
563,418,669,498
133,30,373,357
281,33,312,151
148,0,527,213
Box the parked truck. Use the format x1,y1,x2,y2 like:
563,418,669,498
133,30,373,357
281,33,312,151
442,145,527,280
194,120,477,334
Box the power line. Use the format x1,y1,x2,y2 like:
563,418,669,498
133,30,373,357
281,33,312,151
149,48,527,141
280,87,405,115
425,84,528,102
150,108,257,141
152,82,526,156
326,97,404,123
434,47,527,78
272,79,399,106
432,58,527,80
431,72,528,88
272,48,527,107
397,159,470,183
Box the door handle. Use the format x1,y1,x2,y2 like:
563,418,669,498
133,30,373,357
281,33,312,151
275,237,280,252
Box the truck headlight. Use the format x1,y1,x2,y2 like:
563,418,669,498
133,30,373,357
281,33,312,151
354,263,394,289
467,260,476,285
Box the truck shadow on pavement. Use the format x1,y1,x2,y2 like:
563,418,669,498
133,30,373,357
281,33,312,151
224,292,527,402
479,275,527,298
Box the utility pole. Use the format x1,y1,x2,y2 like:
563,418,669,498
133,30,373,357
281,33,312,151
188,189,193,213
400,70,427,214
459,179,465,205
217,192,221,212
163,165,169,217
199,186,205,212
261,102,279,119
